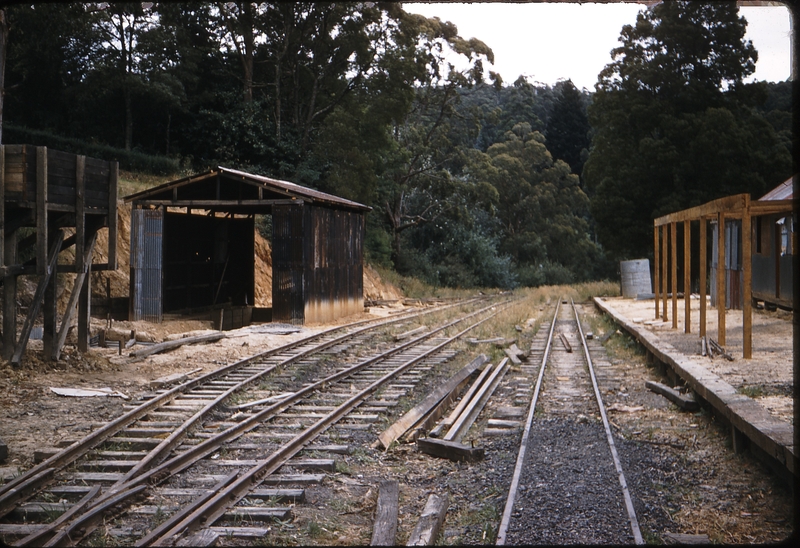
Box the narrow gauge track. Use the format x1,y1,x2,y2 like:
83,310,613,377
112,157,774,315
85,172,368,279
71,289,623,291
0,298,506,546
496,299,642,545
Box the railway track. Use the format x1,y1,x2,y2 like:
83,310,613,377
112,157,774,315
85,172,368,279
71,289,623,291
0,297,506,546
496,299,643,545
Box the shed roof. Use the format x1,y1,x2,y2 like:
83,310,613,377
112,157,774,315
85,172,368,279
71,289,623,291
760,175,794,201
124,166,371,213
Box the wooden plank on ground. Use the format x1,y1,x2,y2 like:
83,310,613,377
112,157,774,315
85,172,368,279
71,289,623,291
377,355,487,449
370,480,399,546
149,368,204,389
428,363,495,439
406,493,449,546
645,381,699,411
444,358,510,443
416,438,484,463
395,326,427,341
129,333,225,360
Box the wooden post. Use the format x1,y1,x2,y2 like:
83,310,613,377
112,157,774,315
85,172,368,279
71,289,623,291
671,221,678,329
662,224,668,321
0,145,5,269
42,229,58,360
717,213,726,346
654,225,660,319
36,147,47,275
699,217,707,338
2,228,16,360
684,220,691,333
107,161,118,270
742,198,752,359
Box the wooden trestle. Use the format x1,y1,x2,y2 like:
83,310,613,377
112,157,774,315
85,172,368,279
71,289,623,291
0,145,118,365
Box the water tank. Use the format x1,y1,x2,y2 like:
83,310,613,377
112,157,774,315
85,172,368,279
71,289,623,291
620,259,652,298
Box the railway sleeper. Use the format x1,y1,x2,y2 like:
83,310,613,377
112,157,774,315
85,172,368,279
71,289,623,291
187,473,325,486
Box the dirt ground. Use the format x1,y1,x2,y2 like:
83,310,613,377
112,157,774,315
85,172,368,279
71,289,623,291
596,296,794,426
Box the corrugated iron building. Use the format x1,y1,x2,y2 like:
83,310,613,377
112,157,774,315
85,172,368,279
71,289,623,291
125,167,370,324
752,176,794,309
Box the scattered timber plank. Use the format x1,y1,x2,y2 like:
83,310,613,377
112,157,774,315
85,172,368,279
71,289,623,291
559,333,572,353
416,438,484,463
429,363,495,438
395,326,427,341
663,532,710,544
149,368,203,389
645,381,699,411
370,480,399,546
466,337,504,346
444,358,510,443
176,529,218,547
377,355,487,449
504,348,521,365
406,493,449,546
129,332,225,360
486,419,520,429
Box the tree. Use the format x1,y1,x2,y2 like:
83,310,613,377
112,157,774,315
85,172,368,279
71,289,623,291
584,0,792,260
545,79,590,180
466,122,602,285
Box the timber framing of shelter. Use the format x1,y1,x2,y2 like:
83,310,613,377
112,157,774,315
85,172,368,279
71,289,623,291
653,193,795,359
0,145,118,365
124,167,370,325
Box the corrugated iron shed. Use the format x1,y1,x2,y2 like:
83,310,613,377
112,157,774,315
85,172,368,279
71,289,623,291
760,175,793,201
125,167,370,325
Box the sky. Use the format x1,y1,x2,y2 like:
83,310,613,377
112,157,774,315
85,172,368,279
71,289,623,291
402,1,793,90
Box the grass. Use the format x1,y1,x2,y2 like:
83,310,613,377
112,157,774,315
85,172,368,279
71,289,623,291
118,170,174,197
737,385,764,398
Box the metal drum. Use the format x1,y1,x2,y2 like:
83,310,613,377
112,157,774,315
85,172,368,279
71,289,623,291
619,259,652,298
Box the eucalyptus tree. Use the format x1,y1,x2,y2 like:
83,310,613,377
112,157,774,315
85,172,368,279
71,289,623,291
584,0,791,260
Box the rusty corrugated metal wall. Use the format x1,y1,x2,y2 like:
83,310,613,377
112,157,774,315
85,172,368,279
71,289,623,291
271,203,364,324
130,207,164,322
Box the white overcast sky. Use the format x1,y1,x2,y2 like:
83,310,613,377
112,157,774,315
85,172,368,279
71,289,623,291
402,1,793,90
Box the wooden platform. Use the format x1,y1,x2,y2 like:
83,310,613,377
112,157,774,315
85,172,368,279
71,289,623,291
594,296,795,478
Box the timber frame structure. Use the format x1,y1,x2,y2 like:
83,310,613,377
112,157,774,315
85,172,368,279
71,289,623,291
653,193,795,359
124,167,370,325
0,145,118,365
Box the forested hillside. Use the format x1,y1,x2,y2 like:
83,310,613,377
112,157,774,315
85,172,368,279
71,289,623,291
0,2,791,288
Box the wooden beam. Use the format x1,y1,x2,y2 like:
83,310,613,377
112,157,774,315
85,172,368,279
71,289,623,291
661,224,668,322
128,332,226,360
653,225,660,319
750,199,796,217
133,199,302,208
742,198,752,359
717,213,726,347
0,145,5,269
444,358,509,443
645,381,698,411
684,220,691,334
42,229,58,361
53,232,98,361
699,218,707,338
671,222,678,329
377,355,487,449
416,437,484,463
370,481,399,546
654,194,748,226
107,161,118,270
75,155,85,278
406,493,448,546
428,362,494,439
2,227,16,360
36,147,47,275
11,230,64,366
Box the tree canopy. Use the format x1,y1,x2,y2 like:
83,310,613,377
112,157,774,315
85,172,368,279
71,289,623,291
583,0,791,260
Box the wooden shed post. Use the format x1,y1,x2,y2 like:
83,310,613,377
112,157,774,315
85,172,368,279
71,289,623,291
2,229,15,360
699,217,707,338
42,230,58,360
0,145,5,268
684,220,691,333
662,224,668,321
742,197,752,359
36,147,48,275
717,212,726,346
654,224,660,319
671,221,678,329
